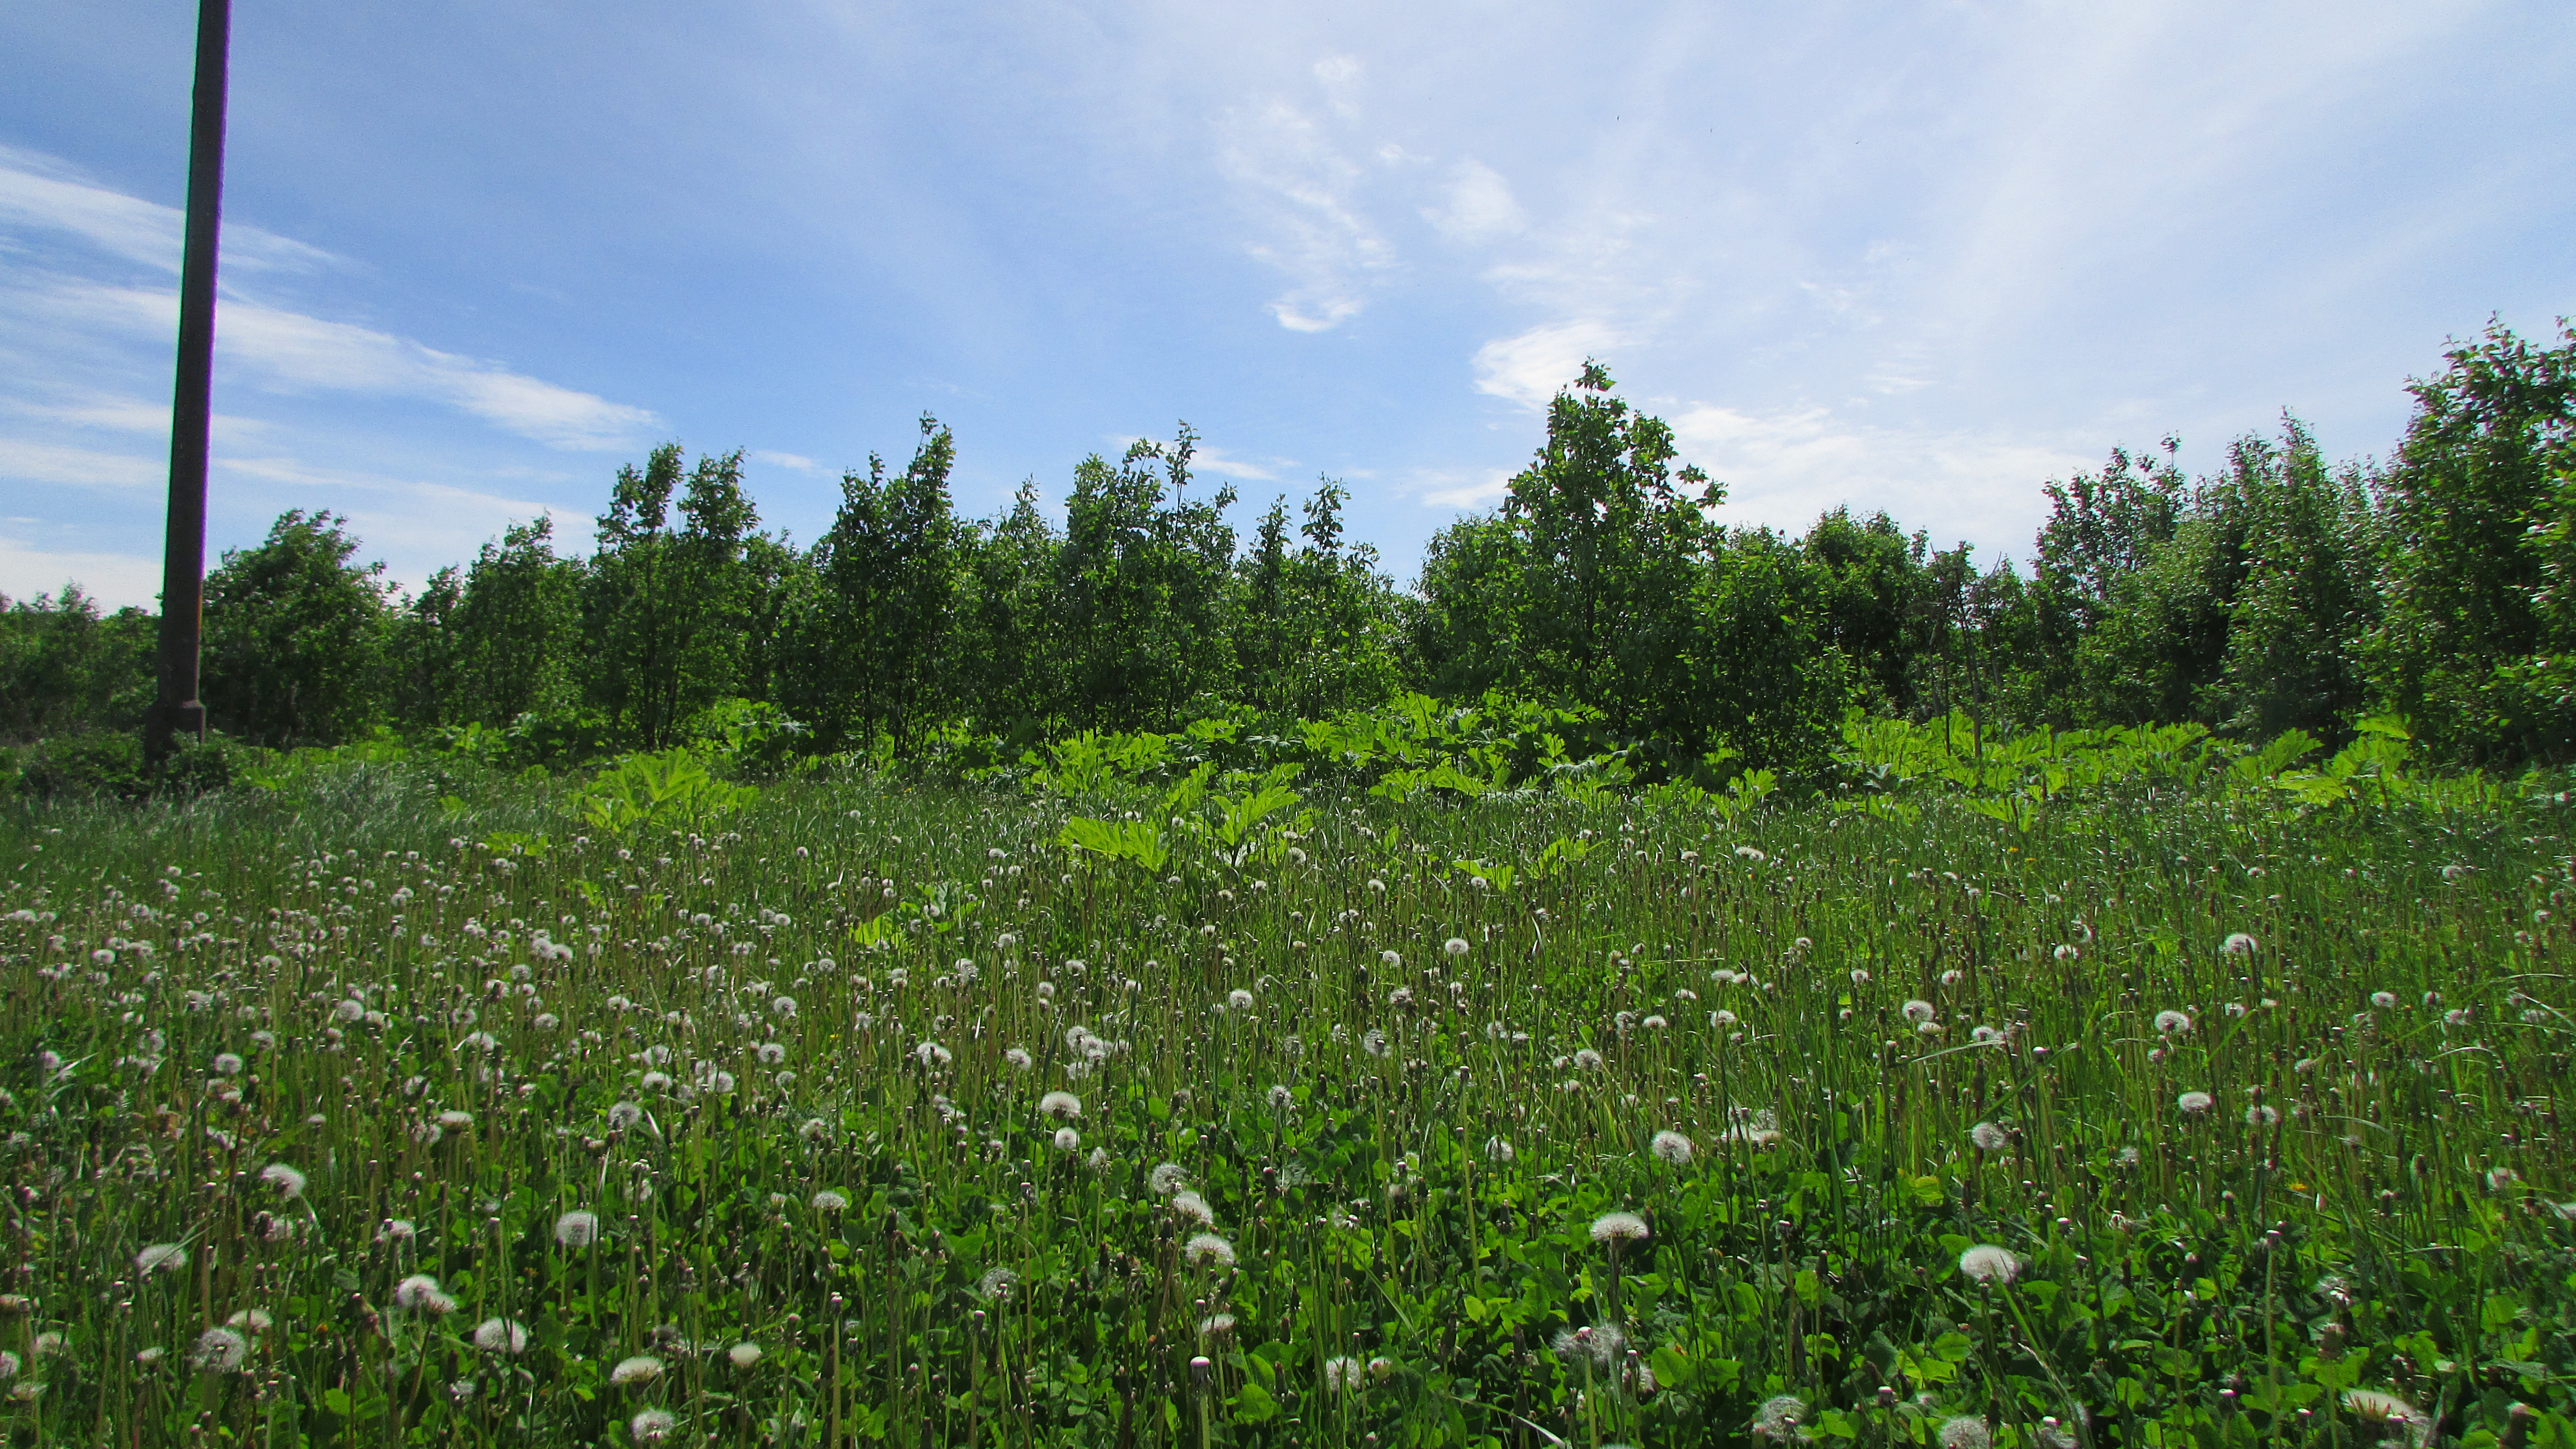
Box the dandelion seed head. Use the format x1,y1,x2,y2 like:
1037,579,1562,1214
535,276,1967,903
1150,1163,1188,1196
1589,1211,1649,1243
1902,999,1936,1023
2154,1010,2192,1035
811,1189,849,1211
629,1409,676,1442
189,1327,247,1372
553,1210,601,1248
2178,1091,2215,1115
610,1355,665,1386
1957,1244,2019,1283
1052,1126,1081,1153
1183,1232,1235,1267
1038,1090,1082,1119
1650,1130,1694,1165
1443,937,1469,958
2221,932,2258,955
1969,1121,2010,1152
135,1243,188,1276
472,1318,528,1354
1939,1417,1992,1449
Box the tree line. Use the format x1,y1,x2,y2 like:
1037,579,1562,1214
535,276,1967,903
4,320,2570,778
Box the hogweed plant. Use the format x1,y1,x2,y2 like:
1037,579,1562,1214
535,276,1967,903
0,756,2570,1445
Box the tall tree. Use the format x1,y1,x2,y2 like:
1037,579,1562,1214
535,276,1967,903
200,510,390,746
809,416,962,753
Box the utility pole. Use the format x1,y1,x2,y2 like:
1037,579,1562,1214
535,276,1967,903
145,0,232,766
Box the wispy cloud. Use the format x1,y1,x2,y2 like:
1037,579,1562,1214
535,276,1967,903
0,437,162,489
1471,320,1627,411
15,279,659,451
1411,465,1514,512
0,144,339,276
1422,159,1526,243
751,449,824,473
1218,60,1396,333
0,528,162,608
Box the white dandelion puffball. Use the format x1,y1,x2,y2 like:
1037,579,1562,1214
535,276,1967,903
394,1274,456,1313
2371,991,2398,1008
1484,1136,1514,1163
1957,1244,2020,1283
1323,1355,1362,1391
136,1243,188,1276
728,1342,763,1369
1969,1121,2010,1152
1571,1048,1604,1071
1650,1130,1694,1165
609,1355,665,1386
2177,1090,2215,1115
259,1163,306,1198
1267,1084,1294,1110
1589,1211,1650,1243
472,1318,529,1354
190,1326,247,1373
2221,932,2258,955
553,1210,602,1248
211,1052,244,1077
1053,1126,1081,1153
1183,1233,1236,1267
811,1189,849,1211
1227,988,1254,1011
2342,1390,2421,1427
2154,1010,2192,1035
1150,1162,1188,1196
1939,1416,1993,1449
1754,1394,1808,1439
1901,999,1936,1024
1038,1090,1082,1119
1171,1190,1217,1227
1380,950,1401,968
1443,937,1470,958
630,1409,676,1443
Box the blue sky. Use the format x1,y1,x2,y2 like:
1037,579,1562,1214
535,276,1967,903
3,1,2569,608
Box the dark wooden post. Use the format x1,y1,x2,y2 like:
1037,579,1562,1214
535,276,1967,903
146,0,233,765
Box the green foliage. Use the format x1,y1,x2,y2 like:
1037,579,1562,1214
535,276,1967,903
201,509,391,747
570,746,759,832
0,585,154,742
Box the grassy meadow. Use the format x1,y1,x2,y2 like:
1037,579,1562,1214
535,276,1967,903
1,747,2572,1447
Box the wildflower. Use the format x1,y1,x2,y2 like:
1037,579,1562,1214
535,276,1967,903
553,1210,602,1248
135,1243,188,1276
606,1101,644,1131
1551,1323,1626,1368
190,1327,247,1372
1957,1244,2019,1284
610,1356,665,1386
1969,1025,2005,1045
756,1041,787,1065
226,1309,272,1333
727,1341,764,1369
914,1041,952,1068
1267,1084,1294,1109
1902,999,1936,1023
1171,1191,1216,1227
639,1071,673,1093
1038,1090,1082,1119
1183,1233,1236,1267
1939,1417,1992,1449
1004,1047,1033,1069
2178,1091,2215,1115
1228,988,1254,1011
2222,933,2258,955
1150,1162,1189,1196
2487,1166,2520,1191
1753,1394,1808,1440
331,999,364,1023
473,1318,529,1353
1052,1127,1081,1153
133,1347,159,1366
2247,1104,2280,1127
1199,1312,1237,1338
1484,1136,1514,1163
2154,1010,2192,1035
977,1267,1019,1301
629,1408,676,1442
2371,991,2397,1008
1368,1355,1394,1380
1323,1355,1362,1391
437,1110,473,1131
1087,1145,1110,1171
811,1189,849,1211
395,1274,457,1314
1381,950,1402,968
210,1052,244,1077
2342,1390,2421,1431
1589,1211,1649,1244
1444,938,1469,958
533,1013,561,1031
1571,1048,1604,1071
769,995,798,1018
1969,1121,2010,1152
1650,1130,1694,1165
1735,845,1765,861
1360,1029,1389,1058
380,1219,417,1243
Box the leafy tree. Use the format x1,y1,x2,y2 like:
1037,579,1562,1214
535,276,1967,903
0,585,154,741
1235,481,1403,718
452,517,584,726
808,416,961,753
1054,427,1239,732
584,446,760,749
950,481,1068,740
2369,320,2576,761
200,509,390,746
1805,508,1935,716
1685,527,1850,769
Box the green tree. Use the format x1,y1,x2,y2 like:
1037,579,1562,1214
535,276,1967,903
0,585,154,741
1234,481,1404,718
452,517,584,727
2369,320,2576,761
1054,426,1239,731
1804,508,1935,716
808,417,961,753
584,446,760,749
201,510,390,746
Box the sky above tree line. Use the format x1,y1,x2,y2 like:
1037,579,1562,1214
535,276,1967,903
2,1,2569,609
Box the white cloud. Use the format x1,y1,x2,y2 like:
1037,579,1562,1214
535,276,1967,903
1470,320,1626,410
1219,92,1394,333
0,437,162,489
752,449,824,473
1413,465,1515,512
1313,54,1365,120
1423,159,1526,242
0,529,163,608
17,280,659,451
0,144,339,275
2,392,269,441
1669,402,2094,556
1107,436,1284,482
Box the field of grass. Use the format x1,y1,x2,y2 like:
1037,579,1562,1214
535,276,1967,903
2,755,2572,1447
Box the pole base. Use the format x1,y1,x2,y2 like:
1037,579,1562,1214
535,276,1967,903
144,700,207,766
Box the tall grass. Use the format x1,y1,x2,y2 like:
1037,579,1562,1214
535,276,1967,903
1,762,2569,1446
